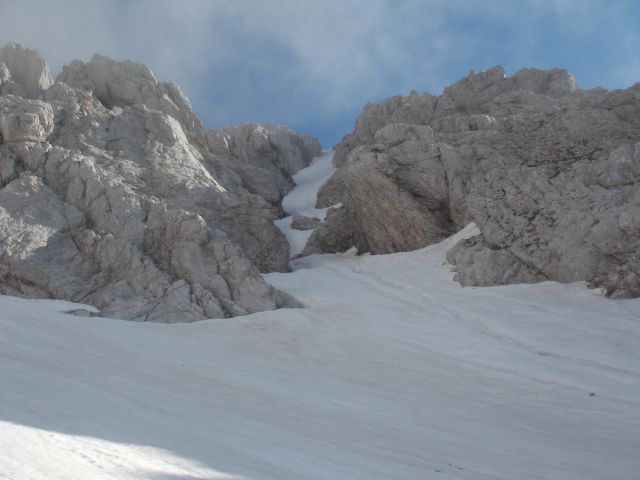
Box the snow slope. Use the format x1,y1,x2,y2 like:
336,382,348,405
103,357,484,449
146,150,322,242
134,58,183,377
274,149,336,256
1,151,639,479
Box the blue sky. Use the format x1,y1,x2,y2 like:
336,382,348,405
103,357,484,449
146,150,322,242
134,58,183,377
1,0,639,147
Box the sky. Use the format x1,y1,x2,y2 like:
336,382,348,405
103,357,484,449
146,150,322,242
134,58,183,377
0,0,639,147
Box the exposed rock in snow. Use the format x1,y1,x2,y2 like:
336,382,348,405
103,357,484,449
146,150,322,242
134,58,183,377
312,67,640,298
290,212,321,230
445,235,546,286
0,43,318,321
307,123,454,255
200,124,320,271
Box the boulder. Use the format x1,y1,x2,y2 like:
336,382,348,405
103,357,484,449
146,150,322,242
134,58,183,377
290,212,321,230
306,125,454,254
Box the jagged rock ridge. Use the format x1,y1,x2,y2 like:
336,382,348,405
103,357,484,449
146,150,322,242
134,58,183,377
306,66,640,298
0,43,320,322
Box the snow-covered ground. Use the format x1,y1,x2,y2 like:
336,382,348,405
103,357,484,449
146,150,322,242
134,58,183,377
274,149,336,256
1,151,639,479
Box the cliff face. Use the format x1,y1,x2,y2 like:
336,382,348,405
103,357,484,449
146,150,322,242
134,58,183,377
0,43,320,322
306,66,640,298
3,40,638,314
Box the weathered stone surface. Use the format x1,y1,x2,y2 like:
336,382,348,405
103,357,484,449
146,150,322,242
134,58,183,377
57,54,202,133
312,67,640,298
0,95,54,143
306,124,455,254
290,212,321,231
446,236,546,286
206,123,321,204
0,43,317,321
331,90,436,170
303,206,368,255
0,146,17,186
0,42,52,98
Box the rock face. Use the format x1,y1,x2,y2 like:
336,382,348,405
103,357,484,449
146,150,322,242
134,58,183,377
0,43,318,321
0,42,52,98
308,66,640,298
290,212,321,231
206,124,321,206
58,54,202,133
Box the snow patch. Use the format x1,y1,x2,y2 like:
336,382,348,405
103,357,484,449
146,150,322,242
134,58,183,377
276,149,337,256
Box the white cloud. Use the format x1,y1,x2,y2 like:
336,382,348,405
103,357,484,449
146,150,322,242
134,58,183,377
0,0,638,144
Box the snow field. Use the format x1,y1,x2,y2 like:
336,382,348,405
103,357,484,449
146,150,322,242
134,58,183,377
1,151,639,479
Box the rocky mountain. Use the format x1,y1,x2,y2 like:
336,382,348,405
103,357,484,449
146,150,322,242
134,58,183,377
0,42,320,322
305,66,640,298
2,40,638,325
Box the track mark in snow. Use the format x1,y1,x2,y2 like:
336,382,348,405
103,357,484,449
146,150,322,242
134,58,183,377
1,162,640,479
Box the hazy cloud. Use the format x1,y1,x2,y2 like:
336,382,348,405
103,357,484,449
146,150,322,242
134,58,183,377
0,0,638,145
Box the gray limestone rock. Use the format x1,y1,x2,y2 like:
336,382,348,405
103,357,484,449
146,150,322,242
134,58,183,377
306,123,455,254
57,54,202,133
312,67,640,298
331,90,436,170
206,123,321,205
290,212,321,231
303,206,368,256
0,43,318,321
0,42,52,99
0,146,17,186
446,236,546,286
0,95,54,143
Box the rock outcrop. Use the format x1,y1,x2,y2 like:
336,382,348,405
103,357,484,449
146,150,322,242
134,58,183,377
290,212,321,231
58,54,202,133
0,42,52,98
307,66,640,298
0,43,318,321
206,124,321,206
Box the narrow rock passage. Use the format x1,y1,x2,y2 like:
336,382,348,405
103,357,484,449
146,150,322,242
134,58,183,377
274,149,336,256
